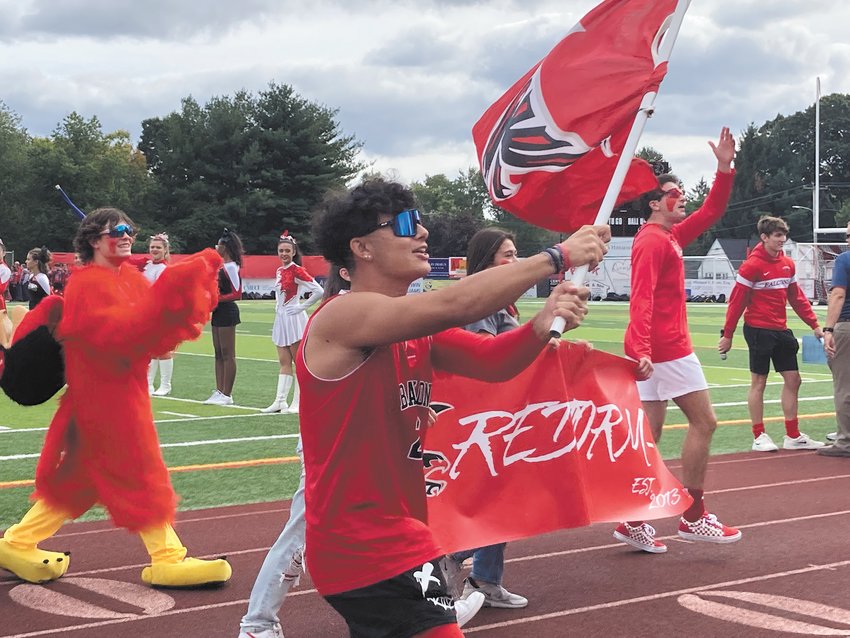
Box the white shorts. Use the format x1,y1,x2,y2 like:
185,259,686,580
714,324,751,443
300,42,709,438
272,311,308,347
636,353,708,402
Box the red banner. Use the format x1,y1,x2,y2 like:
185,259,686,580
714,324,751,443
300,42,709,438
473,0,675,232
425,345,689,553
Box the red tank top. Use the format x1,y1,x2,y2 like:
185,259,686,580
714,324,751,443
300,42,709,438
296,297,442,595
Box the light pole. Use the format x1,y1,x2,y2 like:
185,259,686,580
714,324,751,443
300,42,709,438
814,77,821,242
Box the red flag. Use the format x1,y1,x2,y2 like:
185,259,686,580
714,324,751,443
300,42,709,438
473,0,676,232
424,346,689,553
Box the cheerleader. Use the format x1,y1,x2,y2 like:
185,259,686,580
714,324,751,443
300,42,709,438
261,232,323,414
25,247,52,310
144,233,175,396
204,229,244,406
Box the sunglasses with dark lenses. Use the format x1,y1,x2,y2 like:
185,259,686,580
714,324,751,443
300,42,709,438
101,223,136,238
371,209,423,237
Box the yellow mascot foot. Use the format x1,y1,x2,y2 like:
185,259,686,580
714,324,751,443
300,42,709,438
140,556,232,588
0,539,70,583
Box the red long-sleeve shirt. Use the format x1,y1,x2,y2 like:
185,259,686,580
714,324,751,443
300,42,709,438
722,242,818,337
624,170,735,363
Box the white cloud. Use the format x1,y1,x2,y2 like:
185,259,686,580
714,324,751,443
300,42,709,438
1,0,848,196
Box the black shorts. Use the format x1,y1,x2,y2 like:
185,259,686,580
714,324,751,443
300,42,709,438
211,301,240,327
743,324,799,375
324,558,458,638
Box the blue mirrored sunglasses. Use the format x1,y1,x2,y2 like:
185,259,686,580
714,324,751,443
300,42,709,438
371,209,422,237
101,223,136,238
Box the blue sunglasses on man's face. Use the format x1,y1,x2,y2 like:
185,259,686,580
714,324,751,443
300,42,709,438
371,209,423,237
101,223,136,238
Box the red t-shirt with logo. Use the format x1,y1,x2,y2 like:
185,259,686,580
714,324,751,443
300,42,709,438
297,299,441,595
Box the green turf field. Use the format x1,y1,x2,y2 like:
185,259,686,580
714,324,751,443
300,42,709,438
0,299,836,528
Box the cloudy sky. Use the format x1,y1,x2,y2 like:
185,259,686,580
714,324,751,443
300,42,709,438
1,0,846,190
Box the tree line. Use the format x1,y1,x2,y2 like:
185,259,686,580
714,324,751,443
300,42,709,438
2,84,849,262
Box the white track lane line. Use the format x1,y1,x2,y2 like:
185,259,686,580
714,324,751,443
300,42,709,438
464,560,850,634
0,432,300,461
4,521,850,637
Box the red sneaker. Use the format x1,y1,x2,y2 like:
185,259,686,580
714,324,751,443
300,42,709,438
613,522,667,553
678,512,742,543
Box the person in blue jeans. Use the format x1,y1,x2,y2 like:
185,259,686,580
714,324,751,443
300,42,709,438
440,227,532,610
237,439,307,638
237,268,484,637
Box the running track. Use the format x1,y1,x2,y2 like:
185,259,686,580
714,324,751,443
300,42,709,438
3,451,850,637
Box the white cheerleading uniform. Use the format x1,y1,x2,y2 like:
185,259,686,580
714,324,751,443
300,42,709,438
272,262,323,347
143,260,167,284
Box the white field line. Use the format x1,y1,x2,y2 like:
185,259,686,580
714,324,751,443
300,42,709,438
0,433,300,461
177,351,277,362
465,559,850,633
159,411,198,418
3,512,850,638
0,412,279,436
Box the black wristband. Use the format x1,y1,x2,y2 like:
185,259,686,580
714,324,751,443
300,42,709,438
823,327,834,333
542,247,563,273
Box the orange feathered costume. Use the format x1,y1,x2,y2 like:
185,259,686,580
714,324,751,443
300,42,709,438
32,249,222,531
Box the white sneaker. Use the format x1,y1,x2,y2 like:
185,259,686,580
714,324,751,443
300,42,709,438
463,577,528,609
148,385,155,396
827,432,838,442
237,623,284,638
152,384,171,396
752,432,778,453
456,591,485,628
783,433,826,450
284,402,299,414
209,393,234,406
202,390,222,404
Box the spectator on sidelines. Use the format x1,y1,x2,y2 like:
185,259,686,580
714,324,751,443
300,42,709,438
10,261,22,301
0,240,11,310
818,221,850,457
20,263,31,301
300,177,608,637
441,227,529,610
50,263,69,296
616,127,741,554
718,216,824,453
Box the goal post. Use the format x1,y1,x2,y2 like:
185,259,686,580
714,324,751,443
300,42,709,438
792,242,845,304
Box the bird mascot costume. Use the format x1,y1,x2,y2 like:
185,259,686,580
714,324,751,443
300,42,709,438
0,248,232,588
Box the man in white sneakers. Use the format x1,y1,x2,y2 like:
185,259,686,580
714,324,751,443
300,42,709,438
719,215,824,453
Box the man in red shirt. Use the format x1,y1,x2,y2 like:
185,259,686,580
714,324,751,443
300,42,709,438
614,127,741,554
718,216,824,452
299,177,609,637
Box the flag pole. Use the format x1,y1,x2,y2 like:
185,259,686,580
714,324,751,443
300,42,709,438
550,0,691,336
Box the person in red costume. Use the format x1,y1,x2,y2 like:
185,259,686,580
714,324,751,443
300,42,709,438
719,215,824,453
0,207,232,587
300,177,608,637
614,127,742,555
